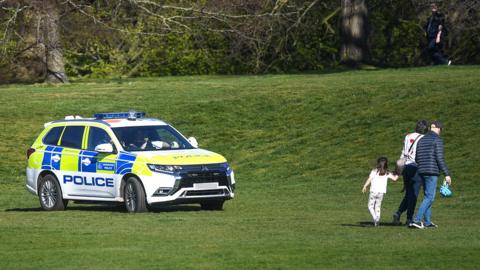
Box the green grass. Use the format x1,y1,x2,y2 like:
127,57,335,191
1,66,480,269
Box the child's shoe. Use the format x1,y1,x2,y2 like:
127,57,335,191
392,212,401,225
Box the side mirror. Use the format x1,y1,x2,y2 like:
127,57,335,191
95,143,114,153
188,137,198,148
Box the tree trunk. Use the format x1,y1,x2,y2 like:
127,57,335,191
340,0,370,66
43,0,68,83
0,0,47,83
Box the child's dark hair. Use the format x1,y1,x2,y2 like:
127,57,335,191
376,157,388,176
415,120,429,134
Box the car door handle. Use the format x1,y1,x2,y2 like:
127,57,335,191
52,154,60,162
82,158,91,166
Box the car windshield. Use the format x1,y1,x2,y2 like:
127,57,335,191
112,125,193,152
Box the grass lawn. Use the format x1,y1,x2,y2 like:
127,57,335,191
0,66,479,269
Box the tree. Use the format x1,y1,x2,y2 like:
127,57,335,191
43,0,68,83
1,0,330,83
0,0,67,83
339,0,370,66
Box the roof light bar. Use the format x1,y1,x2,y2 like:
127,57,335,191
94,111,146,120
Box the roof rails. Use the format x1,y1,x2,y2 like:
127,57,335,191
94,111,146,121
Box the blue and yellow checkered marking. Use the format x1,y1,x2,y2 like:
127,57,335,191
79,150,98,173
116,152,136,174
41,147,137,175
42,146,64,170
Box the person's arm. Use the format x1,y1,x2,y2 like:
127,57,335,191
362,176,373,193
425,17,431,36
140,137,149,149
434,137,452,184
388,173,399,182
436,25,443,43
400,135,408,159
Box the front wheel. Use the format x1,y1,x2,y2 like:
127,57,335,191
124,177,148,213
38,174,67,211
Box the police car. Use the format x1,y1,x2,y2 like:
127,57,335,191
26,112,235,212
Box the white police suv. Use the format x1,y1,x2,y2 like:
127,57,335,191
26,112,235,212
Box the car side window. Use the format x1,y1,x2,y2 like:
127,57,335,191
60,126,85,149
155,128,181,149
43,126,64,146
88,127,113,151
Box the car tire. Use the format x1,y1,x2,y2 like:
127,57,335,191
124,177,148,213
201,200,225,211
38,174,66,211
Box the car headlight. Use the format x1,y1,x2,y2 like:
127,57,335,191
219,162,230,171
147,164,183,173
224,163,232,174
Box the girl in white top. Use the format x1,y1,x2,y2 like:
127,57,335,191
362,157,399,226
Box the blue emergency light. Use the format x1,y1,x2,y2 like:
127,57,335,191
94,111,146,120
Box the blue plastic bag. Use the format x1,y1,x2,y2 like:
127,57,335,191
440,180,453,197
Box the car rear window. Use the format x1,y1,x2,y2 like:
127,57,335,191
43,126,64,146
60,126,85,149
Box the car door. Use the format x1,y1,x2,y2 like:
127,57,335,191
56,125,85,198
78,126,118,198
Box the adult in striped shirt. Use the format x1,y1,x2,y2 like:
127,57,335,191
410,120,452,229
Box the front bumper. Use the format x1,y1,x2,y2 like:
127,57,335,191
143,163,235,205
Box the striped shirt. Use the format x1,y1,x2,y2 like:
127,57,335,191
415,131,450,176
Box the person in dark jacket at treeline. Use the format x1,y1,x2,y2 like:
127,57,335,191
410,120,452,229
425,3,451,65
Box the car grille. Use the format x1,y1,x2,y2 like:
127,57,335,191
178,171,229,188
184,189,227,196
164,163,231,196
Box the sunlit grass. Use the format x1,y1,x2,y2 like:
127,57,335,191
0,66,479,269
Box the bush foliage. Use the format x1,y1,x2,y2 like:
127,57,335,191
0,0,479,80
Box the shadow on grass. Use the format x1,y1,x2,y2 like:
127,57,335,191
5,204,204,213
340,221,404,228
5,207,44,212
0,65,382,87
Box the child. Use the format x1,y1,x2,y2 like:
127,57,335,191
362,157,399,226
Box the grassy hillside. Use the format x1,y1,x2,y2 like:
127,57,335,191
0,66,479,269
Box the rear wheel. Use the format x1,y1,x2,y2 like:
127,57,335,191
201,200,225,211
124,177,148,213
38,174,67,211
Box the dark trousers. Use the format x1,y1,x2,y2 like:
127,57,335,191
428,39,448,65
396,164,422,221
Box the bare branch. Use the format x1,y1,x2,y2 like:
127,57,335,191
132,0,297,19
63,0,170,36
287,0,320,32
1,3,31,55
